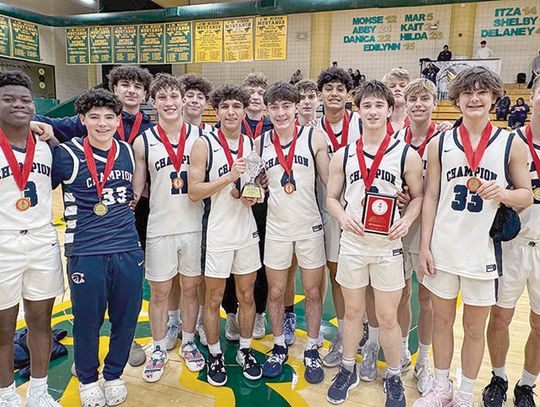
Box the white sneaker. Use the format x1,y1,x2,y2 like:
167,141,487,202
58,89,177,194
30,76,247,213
225,314,240,341
179,341,206,372
197,321,208,346
401,349,412,372
165,321,180,351
252,313,266,339
103,379,127,406
0,389,22,407
414,361,434,395
142,345,168,383
79,382,106,407
26,390,60,407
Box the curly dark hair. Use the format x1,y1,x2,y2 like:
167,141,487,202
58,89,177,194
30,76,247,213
295,79,318,95
76,88,123,116
179,74,213,100
448,66,504,105
354,80,395,109
0,70,32,90
149,73,183,100
263,81,300,105
209,84,251,109
317,67,353,92
107,65,153,93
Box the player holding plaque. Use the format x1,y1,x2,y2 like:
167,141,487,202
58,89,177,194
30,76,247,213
326,81,423,405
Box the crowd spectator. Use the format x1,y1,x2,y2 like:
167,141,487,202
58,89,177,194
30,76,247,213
351,69,362,88
290,69,303,85
422,62,440,85
475,40,494,59
495,91,511,121
437,45,452,61
508,97,530,129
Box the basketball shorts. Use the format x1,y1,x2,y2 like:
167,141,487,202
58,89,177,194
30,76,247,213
0,224,64,311
404,249,423,282
264,235,326,270
204,243,261,279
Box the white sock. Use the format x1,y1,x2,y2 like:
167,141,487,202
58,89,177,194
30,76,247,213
459,374,475,394
153,338,168,351
168,309,180,325
337,319,344,337
239,336,251,350
305,336,318,350
401,336,409,358
435,368,450,389
181,330,195,344
519,369,538,387
0,382,16,396
208,342,221,356
417,342,431,364
274,334,286,347
342,357,356,372
387,365,401,377
29,376,48,395
493,366,507,380
366,325,379,346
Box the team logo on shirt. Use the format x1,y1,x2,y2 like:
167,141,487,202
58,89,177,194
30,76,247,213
71,272,85,284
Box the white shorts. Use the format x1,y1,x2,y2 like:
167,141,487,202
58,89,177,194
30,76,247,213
204,243,261,279
324,216,341,263
264,235,326,270
497,237,540,314
423,269,497,306
0,225,64,311
404,250,424,282
145,232,202,281
336,252,405,292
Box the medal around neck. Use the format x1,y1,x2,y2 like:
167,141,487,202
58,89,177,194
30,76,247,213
242,151,265,199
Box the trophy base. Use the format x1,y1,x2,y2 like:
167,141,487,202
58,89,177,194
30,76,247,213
242,184,261,199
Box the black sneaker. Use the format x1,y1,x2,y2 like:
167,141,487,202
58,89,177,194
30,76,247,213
357,322,369,353
262,344,288,378
327,365,360,404
482,371,508,407
207,353,227,386
303,348,324,384
236,348,262,380
514,383,536,407
384,375,406,407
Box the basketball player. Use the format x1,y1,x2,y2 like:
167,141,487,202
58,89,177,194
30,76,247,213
326,80,423,405
383,68,411,135
0,71,63,407
393,78,440,394
315,67,362,368
132,74,205,383
52,89,144,407
413,67,532,407
258,82,329,383
189,85,262,386
482,76,540,407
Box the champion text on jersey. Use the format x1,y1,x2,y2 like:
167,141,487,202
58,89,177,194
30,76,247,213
85,170,133,188
154,155,190,171
349,168,397,185
0,162,51,179
446,165,497,183
265,154,310,170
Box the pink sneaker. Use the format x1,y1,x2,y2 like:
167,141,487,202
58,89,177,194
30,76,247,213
453,391,474,406
412,380,453,407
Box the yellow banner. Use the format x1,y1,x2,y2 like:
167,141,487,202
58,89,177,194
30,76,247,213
223,18,253,62
194,20,223,63
255,16,287,61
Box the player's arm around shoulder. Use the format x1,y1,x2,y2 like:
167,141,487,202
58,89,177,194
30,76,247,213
313,129,330,186
503,134,532,208
51,144,72,190
131,136,147,205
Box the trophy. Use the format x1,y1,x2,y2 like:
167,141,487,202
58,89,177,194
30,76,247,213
242,151,265,199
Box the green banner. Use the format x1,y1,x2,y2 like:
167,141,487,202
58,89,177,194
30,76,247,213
165,22,192,63
0,16,10,57
138,24,164,64
11,19,40,62
66,27,89,65
113,25,137,64
89,26,112,64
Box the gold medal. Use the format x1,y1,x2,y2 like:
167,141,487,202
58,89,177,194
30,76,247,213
284,183,295,194
533,187,540,201
230,188,240,199
15,197,30,211
93,202,108,216
172,177,183,190
466,177,481,193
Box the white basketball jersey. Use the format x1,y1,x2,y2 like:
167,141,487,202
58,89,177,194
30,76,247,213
202,132,259,251
431,126,512,279
515,127,540,241
143,123,203,238
0,134,53,231
260,126,323,241
200,122,215,133
341,137,409,256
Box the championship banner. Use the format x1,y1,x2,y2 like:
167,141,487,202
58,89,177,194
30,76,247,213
89,26,112,64
138,24,164,64
194,20,223,63
11,19,40,62
66,27,89,65
224,18,253,62
165,22,192,63
113,25,138,64
0,16,11,58
255,16,287,61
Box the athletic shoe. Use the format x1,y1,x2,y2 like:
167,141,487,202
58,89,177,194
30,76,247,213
359,343,379,382
128,341,146,367
322,334,343,368
384,375,406,407
304,348,324,384
253,313,266,339
401,350,412,372
414,361,434,395
411,380,453,406
453,391,474,406
225,314,240,341
103,379,127,406
142,345,168,383
482,371,508,407
179,341,205,372
79,382,106,407
196,321,208,347
207,353,227,386
283,312,297,346
0,390,22,407
327,365,360,404
262,344,288,378
165,321,180,351
514,383,536,407
25,390,60,407
236,348,262,380
357,322,369,353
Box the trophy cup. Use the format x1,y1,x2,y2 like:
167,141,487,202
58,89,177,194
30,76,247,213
242,151,265,199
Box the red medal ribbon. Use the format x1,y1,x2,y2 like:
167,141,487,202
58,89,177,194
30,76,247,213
243,117,264,139
83,138,117,200
198,122,205,129
324,112,350,151
356,134,391,191
387,116,411,136
459,121,493,172
157,123,187,174
294,118,300,126
272,127,298,177
217,129,244,170
405,121,436,157
117,112,143,144
0,129,35,191
525,125,540,180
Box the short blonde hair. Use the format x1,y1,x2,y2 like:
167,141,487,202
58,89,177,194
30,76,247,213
404,78,437,101
382,68,410,85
